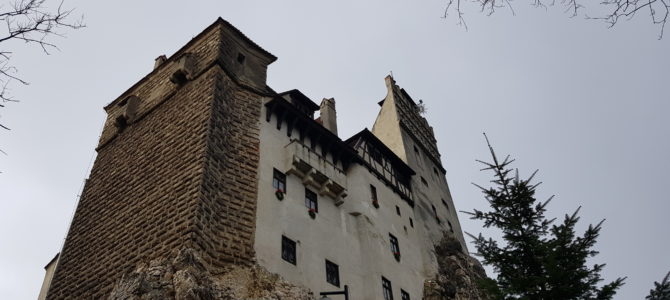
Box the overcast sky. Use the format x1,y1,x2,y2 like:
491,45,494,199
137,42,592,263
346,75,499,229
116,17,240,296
0,1,668,299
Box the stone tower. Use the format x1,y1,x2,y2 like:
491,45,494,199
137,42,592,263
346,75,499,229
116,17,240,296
46,18,278,299
372,75,468,252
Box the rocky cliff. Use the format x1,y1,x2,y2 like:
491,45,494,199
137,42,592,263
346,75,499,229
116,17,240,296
107,248,313,300
423,233,490,300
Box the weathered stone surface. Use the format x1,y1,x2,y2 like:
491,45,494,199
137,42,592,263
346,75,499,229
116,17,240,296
108,248,312,300
47,19,273,299
423,233,489,300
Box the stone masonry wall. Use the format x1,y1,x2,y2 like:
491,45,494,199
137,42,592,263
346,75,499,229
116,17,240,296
47,66,217,299
47,20,269,299
98,22,223,149
193,68,265,269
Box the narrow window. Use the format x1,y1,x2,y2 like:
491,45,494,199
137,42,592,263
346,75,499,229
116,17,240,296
371,185,379,208
281,236,296,265
401,289,410,300
273,168,286,192
390,233,400,261
409,217,414,228
395,205,401,216
382,277,394,300
421,176,428,186
432,204,441,224
448,220,454,233
305,188,318,212
325,260,340,287
441,199,449,211
237,53,246,64
433,167,438,176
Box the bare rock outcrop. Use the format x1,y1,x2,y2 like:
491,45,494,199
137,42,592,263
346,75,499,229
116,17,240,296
108,248,313,300
423,234,490,300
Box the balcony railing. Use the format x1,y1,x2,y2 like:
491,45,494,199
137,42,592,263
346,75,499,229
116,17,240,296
284,139,347,205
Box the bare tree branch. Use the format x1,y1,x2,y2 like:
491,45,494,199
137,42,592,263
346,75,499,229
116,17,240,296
0,0,84,132
444,0,668,38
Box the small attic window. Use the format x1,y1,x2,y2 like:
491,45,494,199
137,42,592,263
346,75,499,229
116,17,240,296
237,53,246,64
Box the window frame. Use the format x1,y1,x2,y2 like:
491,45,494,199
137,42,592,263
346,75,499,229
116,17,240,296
325,259,340,287
389,233,400,255
382,276,394,300
401,289,410,300
305,188,318,212
281,235,296,265
273,168,286,192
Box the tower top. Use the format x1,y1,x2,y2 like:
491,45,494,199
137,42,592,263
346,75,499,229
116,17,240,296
374,75,445,173
104,17,277,110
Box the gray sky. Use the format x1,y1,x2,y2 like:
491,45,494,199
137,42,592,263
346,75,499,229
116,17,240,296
0,1,668,299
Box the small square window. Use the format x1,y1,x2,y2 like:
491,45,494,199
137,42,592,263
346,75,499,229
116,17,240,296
325,260,340,287
401,289,410,300
273,169,286,192
237,53,246,64
305,188,318,212
395,205,401,216
382,277,394,300
281,236,296,265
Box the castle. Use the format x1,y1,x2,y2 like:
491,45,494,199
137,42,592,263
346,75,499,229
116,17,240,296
40,18,477,300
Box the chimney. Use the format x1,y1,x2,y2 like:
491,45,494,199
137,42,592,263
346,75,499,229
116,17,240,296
154,55,167,69
319,98,338,136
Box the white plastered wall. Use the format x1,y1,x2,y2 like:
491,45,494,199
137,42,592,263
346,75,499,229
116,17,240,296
254,103,432,300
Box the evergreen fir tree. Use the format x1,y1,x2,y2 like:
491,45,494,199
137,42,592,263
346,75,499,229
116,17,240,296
646,271,670,300
466,135,625,300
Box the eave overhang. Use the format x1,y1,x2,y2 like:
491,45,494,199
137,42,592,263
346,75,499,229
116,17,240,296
265,96,360,170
